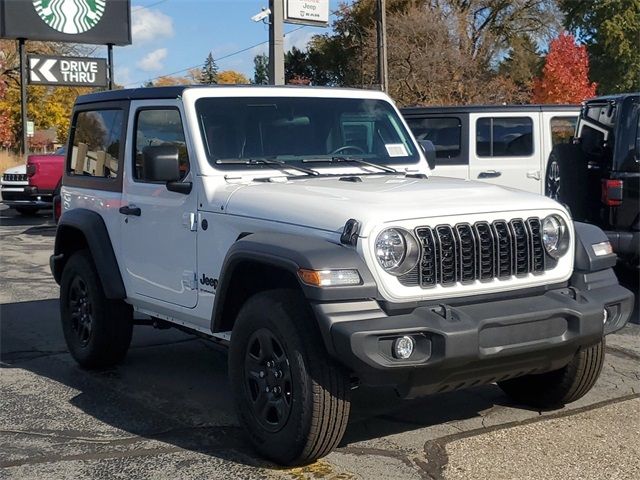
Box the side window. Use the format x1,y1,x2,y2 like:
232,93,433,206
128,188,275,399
476,117,533,157
406,117,463,163
69,110,123,178
134,109,189,181
550,116,577,146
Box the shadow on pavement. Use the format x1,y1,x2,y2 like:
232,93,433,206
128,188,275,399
0,207,53,228
0,298,524,467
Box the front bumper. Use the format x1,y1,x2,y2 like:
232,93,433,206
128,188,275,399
316,274,633,398
0,187,53,208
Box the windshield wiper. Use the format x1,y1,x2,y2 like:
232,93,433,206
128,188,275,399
216,157,319,176
302,156,398,173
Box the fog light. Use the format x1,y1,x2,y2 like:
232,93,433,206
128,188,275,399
393,336,415,359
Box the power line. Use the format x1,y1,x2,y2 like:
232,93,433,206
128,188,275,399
125,25,306,87
131,0,170,12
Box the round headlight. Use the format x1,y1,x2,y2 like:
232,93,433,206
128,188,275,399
542,215,569,259
375,228,420,275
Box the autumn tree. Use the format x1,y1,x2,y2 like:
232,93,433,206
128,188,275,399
560,0,640,93
532,33,597,104
253,54,269,85
217,70,249,84
0,57,13,148
200,53,219,85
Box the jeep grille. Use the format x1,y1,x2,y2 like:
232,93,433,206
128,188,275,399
2,174,27,182
399,218,545,288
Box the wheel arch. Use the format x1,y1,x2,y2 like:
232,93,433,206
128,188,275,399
51,208,126,299
210,232,378,337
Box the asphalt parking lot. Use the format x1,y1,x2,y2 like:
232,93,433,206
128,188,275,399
1,205,639,480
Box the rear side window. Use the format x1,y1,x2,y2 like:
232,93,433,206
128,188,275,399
134,109,189,181
476,117,533,157
70,110,123,178
406,117,463,163
550,116,577,146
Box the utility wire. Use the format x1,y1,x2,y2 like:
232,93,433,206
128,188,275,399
132,0,170,12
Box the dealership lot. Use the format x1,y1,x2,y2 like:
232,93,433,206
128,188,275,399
1,205,639,480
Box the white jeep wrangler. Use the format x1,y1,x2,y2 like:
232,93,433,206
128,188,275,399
51,86,634,465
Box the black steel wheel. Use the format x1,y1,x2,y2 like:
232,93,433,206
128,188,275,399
68,276,93,347
229,289,351,466
60,250,133,369
244,328,293,433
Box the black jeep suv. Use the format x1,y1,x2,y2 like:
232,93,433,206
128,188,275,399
546,93,639,268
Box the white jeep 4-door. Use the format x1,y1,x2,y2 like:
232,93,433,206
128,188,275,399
51,86,634,465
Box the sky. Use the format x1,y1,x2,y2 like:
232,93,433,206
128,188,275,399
109,0,351,87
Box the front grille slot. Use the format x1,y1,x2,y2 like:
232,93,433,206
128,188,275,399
407,217,546,289
2,174,27,182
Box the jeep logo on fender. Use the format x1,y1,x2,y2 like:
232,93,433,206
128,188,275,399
200,274,217,289
33,0,106,34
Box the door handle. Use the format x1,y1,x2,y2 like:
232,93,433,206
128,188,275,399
526,170,541,180
119,205,141,216
478,170,502,179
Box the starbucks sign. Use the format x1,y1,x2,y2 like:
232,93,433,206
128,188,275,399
33,0,107,35
0,0,131,45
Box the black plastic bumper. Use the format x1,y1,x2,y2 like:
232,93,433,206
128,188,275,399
315,273,633,398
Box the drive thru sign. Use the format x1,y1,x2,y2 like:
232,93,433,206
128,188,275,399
28,55,108,87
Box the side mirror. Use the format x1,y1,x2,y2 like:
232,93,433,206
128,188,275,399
142,145,181,182
418,140,436,170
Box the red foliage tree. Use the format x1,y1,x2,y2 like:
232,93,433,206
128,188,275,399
0,59,14,148
532,33,597,104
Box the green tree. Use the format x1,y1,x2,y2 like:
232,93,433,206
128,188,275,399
498,34,543,99
253,54,269,85
560,0,640,93
200,53,219,85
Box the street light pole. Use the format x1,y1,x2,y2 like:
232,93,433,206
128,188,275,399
375,0,388,93
268,0,285,85
18,38,28,159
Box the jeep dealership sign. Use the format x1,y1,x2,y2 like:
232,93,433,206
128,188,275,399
29,55,107,87
285,0,329,26
0,0,131,45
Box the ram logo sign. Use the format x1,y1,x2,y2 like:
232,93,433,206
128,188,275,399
33,0,106,34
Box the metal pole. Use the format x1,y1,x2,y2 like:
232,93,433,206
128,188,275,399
107,44,114,90
268,0,285,85
375,0,388,93
18,39,28,159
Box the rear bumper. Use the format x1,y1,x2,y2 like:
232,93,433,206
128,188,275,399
317,271,633,398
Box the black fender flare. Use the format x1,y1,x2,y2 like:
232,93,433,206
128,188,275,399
50,208,126,299
210,232,378,332
573,221,617,272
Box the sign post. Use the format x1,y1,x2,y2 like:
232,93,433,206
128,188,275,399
19,39,28,158
268,0,285,86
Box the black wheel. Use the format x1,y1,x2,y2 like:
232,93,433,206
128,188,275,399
15,206,39,215
498,339,605,408
60,250,133,368
229,289,351,465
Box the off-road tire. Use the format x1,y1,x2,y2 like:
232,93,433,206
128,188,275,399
15,206,39,215
229,289,351,465
498,339,605,408
60,249,133,369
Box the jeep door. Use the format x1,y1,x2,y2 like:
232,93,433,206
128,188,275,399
469,113,542,193
120,100,198,308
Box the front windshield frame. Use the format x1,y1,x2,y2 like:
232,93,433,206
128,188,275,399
194,96,421,171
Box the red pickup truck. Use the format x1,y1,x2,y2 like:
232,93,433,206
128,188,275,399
24,147,65,214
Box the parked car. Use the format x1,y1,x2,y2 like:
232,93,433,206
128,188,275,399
1,163,47,215
51,86,633,465
547,93,639,268
401,104,579,195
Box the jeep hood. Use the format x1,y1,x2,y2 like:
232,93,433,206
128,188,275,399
222,175,564,236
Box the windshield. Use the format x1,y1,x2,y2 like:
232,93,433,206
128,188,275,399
195,96,420,169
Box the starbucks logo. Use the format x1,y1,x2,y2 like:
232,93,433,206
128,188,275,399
33,0,106,35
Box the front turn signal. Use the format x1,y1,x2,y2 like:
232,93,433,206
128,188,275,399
297,269,361,287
